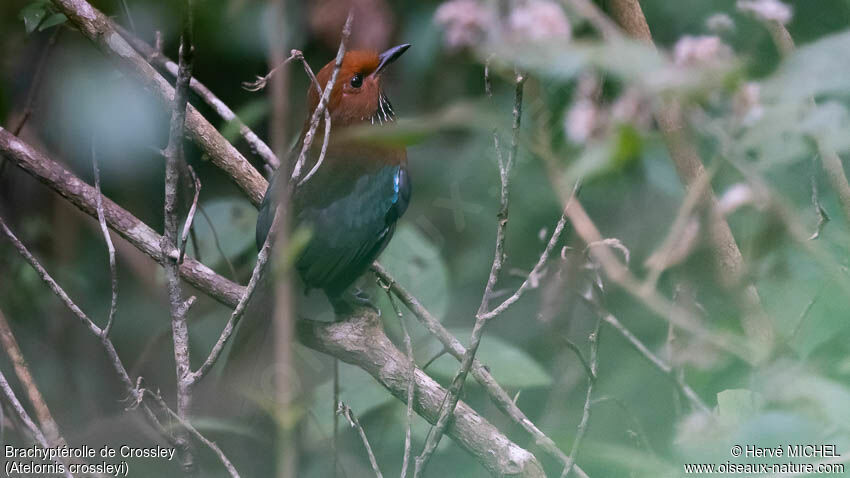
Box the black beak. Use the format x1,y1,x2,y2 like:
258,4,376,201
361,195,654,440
375,44,410,74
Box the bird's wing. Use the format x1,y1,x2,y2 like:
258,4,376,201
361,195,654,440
295,162,409,296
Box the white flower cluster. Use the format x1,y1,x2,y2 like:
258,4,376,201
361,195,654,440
564,76,652,145
434,0,570,50
507,0,571,43
673,35,733,67
737,0,793,24
434,0,495,50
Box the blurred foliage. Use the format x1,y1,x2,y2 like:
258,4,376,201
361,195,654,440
3,0,850,477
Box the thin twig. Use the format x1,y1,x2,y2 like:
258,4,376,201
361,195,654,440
118,0,136,32
12,28,60,136
421,349,446,371
606,0,775,353
1,217,103,337
0,371,73,478
241,46,332,183
333,357,340,478
179,165,201,264
146,390,241,478
561,317,600,477
51,0,268,205
538,151,753,361
1,216,241,475
161,0,197,472
590,395,654,454
290,10,353,183
297,53,333,187
596,306,710,413
564,0,623,41
561,336,594,381
379,278,415,478
197,204,238,280
91,135,120,337
298,312,545,477
373,263,582,476
415,72,526,477
338,402,383,478
115,24,278,171
808,161,830,240
1,28,60,179
0,128,246,308
186,210,278,385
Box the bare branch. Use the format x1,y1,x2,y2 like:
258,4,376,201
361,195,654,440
564,0,623,42
372,263,584,476
145,390,241,478
91,136,119,337
0,217,143,411
561,336,594,381
2,208,240,478
808,168,830,241
598,309,710,413
561,317,600,477
50,0,268,205
187,211,277,385
0,307,66,447
605,0,775,355
114,25,279,171
242,50,301,92
2,119,544,478
535,144,753,362
379,278,415,478
416,73,526,476
0,128,246,309
197,204,238,280
0,370,72,478
117,0,136,32
337,402,383,478
290,10,353,183
297,310,545,478
161,0,197,471
1,216,104,337
179,166,201,264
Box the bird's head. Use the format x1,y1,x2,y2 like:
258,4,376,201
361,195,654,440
309,44,410,127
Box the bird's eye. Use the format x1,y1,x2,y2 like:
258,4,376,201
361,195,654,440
350,73,363,88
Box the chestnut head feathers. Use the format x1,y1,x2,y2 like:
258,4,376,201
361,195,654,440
310,44,410,126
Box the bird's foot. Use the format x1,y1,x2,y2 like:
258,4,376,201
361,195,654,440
331,288,381,318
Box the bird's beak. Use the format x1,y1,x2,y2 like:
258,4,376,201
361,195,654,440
375,44,410,75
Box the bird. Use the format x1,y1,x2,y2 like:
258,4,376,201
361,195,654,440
255,43,412,314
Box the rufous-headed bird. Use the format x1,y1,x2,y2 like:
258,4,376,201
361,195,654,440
255,44,411,313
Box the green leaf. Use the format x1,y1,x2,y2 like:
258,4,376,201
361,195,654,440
376,224,450,321
762,30,850,102
489,38,736,97
734,100,850,166
303,362,394,445
38,12,66,31
757,247,850,357
342,101,498,147
759,362,850,431
220,99,268,144
19,0,50,34
717,389,764,426
427,329,552,388
189,197,258,268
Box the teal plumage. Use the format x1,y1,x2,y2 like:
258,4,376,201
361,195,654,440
256,148,410,298
255,44,411,306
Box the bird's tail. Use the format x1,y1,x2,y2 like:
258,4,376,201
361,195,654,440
216,272,278,416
